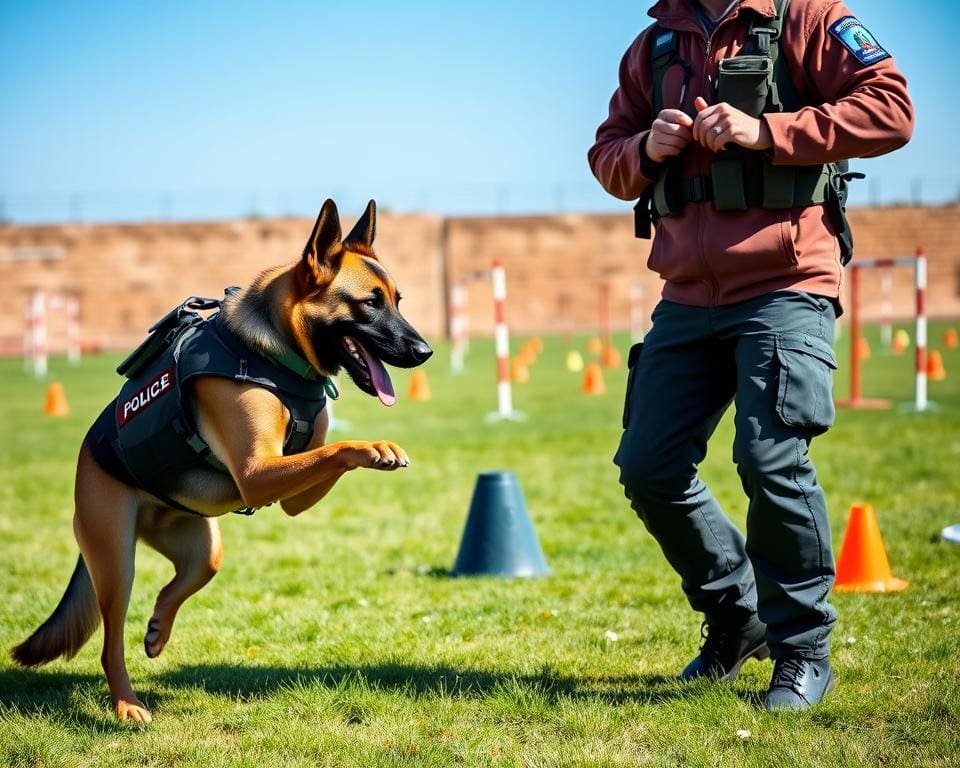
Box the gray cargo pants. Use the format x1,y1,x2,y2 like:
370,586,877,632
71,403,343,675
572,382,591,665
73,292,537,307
614,291,838,659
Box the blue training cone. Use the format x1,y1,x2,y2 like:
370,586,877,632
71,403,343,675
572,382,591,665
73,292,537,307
451,471,550,578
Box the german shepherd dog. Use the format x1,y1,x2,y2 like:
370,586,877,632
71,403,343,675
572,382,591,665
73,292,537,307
11,199,432,722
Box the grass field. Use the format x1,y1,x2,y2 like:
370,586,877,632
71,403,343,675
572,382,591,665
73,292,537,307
1,322,959,767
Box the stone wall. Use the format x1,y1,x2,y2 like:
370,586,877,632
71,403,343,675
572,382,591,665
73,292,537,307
1,205,957,353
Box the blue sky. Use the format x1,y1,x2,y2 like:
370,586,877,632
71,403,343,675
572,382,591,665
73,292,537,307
1,0,956,222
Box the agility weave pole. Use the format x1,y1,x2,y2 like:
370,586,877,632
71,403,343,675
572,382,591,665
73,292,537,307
449,282,468,374
836,247,928,411
487,259,523,422
23,291,81,377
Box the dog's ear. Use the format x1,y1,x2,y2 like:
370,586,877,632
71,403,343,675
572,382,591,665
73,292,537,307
343,199,377,255
301,199,343,285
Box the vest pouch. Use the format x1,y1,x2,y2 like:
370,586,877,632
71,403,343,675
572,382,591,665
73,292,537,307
711,155,748,211
717,55,772,118
116,307,200,379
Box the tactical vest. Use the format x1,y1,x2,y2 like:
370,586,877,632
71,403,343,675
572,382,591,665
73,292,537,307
636,0,861,262
105,291,332,515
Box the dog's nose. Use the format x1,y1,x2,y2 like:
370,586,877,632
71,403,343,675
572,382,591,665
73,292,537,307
410,340,433,364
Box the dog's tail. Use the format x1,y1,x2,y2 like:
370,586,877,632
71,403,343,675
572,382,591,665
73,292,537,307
11,555,100,667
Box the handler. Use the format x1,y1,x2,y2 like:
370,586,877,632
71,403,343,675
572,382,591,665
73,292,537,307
588,0,912,710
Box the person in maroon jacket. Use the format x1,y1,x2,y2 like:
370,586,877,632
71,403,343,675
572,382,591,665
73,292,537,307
589,0,912,711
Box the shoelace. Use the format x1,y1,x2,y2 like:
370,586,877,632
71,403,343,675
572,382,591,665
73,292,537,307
771,656,808,691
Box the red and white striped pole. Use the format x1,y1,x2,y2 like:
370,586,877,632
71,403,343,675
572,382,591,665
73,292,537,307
450,282,467,374
915,247,928,411
66,295,81,364
490,259,515,420
630,280,645,344
31,291,48,377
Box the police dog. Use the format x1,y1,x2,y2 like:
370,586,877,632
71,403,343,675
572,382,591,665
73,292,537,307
11,199,432,723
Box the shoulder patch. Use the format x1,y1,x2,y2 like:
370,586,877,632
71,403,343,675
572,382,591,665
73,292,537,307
828,16,891,66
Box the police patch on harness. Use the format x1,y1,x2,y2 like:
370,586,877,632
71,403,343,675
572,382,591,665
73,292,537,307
118,367,174,426
829,17,890,66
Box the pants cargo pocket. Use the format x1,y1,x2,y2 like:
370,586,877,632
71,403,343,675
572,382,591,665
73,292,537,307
775,333,837,433
622,342,643,429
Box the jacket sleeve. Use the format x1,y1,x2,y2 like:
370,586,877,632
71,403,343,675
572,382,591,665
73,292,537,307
588,32,658,201
764,0,914,166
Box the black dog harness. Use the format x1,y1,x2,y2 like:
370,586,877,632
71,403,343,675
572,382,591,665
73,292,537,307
86,293,333,516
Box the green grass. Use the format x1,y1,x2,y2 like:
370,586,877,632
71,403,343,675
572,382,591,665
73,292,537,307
1,322,959,767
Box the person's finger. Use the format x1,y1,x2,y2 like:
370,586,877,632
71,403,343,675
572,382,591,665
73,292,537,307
694,96,709,113
706,123,732,152
657,121,694,141
659,108,694,128
696,113,725,146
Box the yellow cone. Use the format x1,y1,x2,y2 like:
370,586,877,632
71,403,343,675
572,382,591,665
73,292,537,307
892,329,910,354
565,350,584,372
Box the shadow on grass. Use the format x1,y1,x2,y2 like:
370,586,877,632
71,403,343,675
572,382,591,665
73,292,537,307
0,660,717,721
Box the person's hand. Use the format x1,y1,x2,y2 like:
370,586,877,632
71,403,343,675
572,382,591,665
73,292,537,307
692,96,773,153
645,109,695,163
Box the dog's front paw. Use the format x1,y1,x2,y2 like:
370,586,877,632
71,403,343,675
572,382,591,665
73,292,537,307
116,697,153,723
347,440,409,470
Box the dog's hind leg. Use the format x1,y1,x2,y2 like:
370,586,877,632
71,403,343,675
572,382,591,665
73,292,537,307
73,445,151,723
138,511,222,659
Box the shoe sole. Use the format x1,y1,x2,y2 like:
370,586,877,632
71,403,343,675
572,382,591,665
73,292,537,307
718,641,771,682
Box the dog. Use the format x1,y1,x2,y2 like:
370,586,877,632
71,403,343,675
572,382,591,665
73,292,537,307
11,199,432,722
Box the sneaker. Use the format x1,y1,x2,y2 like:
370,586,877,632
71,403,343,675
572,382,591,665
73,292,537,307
763,655,835,711
679,614,770,682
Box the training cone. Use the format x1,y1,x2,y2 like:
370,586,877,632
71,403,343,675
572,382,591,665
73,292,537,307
407,370,431,401
582,362,606,395
451,471,550,578
857,336,871,361
891,328,910,354
944,328,959,349
511,357,530,383
600,344,622,369
565,349,584,373
927,350,947,381
587,336,603,356
43,382,70,416
834,503,908,593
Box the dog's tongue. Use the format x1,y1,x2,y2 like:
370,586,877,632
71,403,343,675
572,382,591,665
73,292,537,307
355,341,396,406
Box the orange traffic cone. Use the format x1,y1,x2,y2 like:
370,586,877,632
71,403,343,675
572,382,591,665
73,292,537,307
407,370,431,401
587,336,603,356
856,336,871,361
600,344,622,369
834,503,908,593
582,362,606,395
927,349,947,381
944,328,959,349
530,337,544,354
44,382,70,416
511,357,530,383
